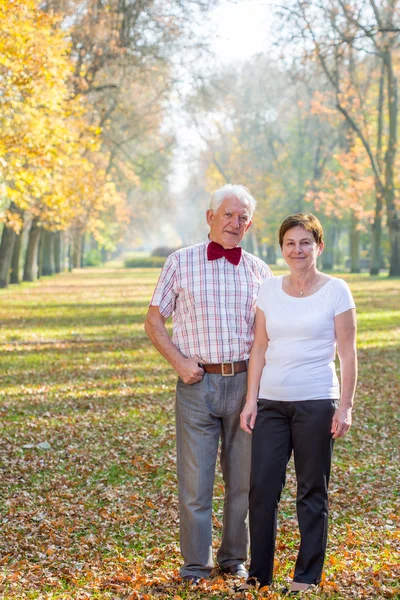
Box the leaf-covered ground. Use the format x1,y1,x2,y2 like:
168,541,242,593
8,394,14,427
0,268,399,600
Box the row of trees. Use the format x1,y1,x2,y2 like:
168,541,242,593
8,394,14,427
0,0,217,287
0,0,106,286
177,0,400,275
2,0,398,278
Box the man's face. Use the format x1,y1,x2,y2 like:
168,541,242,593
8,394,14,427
206,196,252,249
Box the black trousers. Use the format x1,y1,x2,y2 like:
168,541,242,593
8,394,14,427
248,399,336,587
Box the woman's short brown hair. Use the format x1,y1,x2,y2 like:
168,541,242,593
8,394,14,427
278,213,324,248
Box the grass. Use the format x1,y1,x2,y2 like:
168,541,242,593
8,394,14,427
0,267,399,599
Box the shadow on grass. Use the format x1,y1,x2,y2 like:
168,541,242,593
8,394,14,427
0,301,150,311
0,313,147,330
0,269,399,598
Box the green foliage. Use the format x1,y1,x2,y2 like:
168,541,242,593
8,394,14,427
83,249,104,267
0,269,398,599
124,256,166,268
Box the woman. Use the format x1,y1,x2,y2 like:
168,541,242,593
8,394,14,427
240,213,357,595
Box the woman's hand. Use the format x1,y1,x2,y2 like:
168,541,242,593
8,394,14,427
241,307,267,435
331,405,352,439
240,400,258,434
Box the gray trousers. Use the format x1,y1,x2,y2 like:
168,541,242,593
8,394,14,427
176,371,251,579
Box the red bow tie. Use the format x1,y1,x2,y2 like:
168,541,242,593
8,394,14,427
207,241,242,266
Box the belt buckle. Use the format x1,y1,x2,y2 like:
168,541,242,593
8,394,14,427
221,362,235,376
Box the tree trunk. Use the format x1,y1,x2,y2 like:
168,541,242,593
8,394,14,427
322,225,336,271
0,202,23,288
250,229,259,256
266,245,276,265
37,230,43,279
334,225,343,268
10,233,22,284
388,220,400,277
384,49,399,276
42,230,55,276
101,246,108,263
370,63,385,277
71,231,83,268
0,224,16,288
64,230,73,271
242,234,251,254
23,219,41,282
54,231,62,273
68,240,73,271
370,195,382,275
349,213,360,273
260,242,267,263
81,233,86,266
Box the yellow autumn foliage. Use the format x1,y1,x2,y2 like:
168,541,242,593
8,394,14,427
0,0,126,242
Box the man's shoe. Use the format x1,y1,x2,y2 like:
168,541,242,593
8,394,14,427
221,563,249,578
234,577,259,592
181,575,201,585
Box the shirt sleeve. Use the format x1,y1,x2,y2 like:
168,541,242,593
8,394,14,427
265,264,273,278
149,252,178,319
334,279,356,316
259,261,273,280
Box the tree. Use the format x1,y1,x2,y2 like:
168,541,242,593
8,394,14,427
0,0,75,286
46,0,218,247
277,0,400,275
0,0,133,284
181,56,343,260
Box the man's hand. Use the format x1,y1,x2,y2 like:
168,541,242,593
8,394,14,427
145,307,205,385
240,400,258,434
331,405,352,439
177,356,205,385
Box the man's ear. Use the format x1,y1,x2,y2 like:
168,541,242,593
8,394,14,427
206,209,214,227
244,220,252,233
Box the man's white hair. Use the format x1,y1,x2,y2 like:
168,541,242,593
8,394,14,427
209,184,256,218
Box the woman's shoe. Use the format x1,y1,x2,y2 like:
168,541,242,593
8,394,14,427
282,583,313,595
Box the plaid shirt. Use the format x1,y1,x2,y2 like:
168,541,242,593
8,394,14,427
150,240,272,363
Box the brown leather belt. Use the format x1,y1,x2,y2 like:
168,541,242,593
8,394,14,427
202,360,247,377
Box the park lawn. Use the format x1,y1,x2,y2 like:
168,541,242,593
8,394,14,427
0,268,399,600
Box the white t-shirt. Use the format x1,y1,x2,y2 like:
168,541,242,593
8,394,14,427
256,275,356,401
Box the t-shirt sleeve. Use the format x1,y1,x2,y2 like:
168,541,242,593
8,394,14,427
334,279,356,316
256,278,271,312
149,253,178,319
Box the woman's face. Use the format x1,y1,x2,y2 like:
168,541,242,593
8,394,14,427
281,226,324,271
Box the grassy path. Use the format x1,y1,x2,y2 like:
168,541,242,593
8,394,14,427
0,268,399,599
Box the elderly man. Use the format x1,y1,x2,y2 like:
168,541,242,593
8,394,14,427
144,184,272,584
